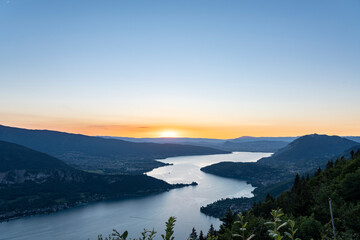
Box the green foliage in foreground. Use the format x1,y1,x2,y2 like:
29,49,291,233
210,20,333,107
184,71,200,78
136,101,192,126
249,150,360,239
203,149,360,240
96,217,175,240
97,209,303,240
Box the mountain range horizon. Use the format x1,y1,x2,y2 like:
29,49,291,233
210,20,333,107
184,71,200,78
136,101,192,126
2,124,360,140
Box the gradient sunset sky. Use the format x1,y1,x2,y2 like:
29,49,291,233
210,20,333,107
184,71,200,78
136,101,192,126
1,0,359,138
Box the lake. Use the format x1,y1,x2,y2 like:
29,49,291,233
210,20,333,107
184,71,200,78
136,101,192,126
0,152,271,240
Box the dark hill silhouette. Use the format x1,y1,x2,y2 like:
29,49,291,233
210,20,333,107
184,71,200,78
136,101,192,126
258,134,358,170
0,125,228,174
0,140,70,171
0,140,191,221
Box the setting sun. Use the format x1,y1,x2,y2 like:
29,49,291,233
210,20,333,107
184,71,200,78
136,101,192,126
159,131,179,138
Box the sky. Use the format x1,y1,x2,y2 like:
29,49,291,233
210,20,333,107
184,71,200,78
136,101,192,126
0,0,359,138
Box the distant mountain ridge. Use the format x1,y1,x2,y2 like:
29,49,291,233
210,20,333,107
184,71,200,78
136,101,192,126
0,125,228,174
230,136,297,143
103,136,297,153
104,135,360,153
345,136,360,143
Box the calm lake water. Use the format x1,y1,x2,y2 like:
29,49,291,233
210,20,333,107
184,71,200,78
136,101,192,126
0,152,271,240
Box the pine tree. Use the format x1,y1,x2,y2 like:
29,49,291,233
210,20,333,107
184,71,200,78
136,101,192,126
351,150,355,159
199,230,205,240
265,193,274,202
292,174,300,191
326,160,334,169
219,209,235,234
189,227,198,240
208,224,216,237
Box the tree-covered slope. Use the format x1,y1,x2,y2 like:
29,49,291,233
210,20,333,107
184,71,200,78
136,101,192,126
200,134,360,220
258,134,358,170
201,162,288,187
0,125,228,174
0,140,71,171
0,141,187,221
245,150,360,239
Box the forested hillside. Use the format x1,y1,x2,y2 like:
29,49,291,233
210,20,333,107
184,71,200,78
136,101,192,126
100,150,360,240
0,141,191,221
214,149,360,239
200,134,360,218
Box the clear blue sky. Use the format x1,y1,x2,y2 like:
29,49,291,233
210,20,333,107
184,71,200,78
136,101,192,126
0,0,359,138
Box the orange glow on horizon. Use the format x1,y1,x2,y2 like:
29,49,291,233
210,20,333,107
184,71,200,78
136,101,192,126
1,119,360,139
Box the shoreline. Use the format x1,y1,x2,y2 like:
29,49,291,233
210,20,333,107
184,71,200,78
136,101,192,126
0,182,198,223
